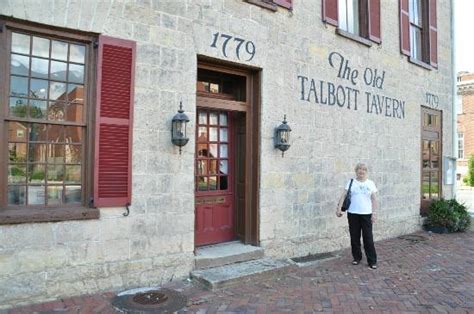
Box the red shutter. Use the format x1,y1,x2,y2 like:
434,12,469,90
400,0,410,56
322,0,338,26
368,0,381,43
94,35,135,207
273,0,292,9
428,0,438,67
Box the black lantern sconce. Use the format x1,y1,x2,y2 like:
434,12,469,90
274,114,291,157
171,101,190,154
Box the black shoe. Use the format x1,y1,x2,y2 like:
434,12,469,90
368,264,377,269
352,260,360,265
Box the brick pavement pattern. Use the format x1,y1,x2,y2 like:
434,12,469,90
6,230,474,313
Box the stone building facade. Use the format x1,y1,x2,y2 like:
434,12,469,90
0,0,454,308
456,72,474,181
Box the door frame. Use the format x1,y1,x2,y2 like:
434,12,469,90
196,59,261,245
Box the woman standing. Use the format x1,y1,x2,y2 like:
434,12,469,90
336,163,378,269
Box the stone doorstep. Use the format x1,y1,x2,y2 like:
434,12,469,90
191,257,295,290
194,241,265,269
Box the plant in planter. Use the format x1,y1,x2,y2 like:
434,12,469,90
426,199,472,233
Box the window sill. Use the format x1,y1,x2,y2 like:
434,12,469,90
408,57,433,70
336,29,373,47
0,207,100,225
244,0,278,11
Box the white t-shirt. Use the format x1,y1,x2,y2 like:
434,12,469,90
345,178,377,215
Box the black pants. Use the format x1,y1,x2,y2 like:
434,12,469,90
348,213,377,266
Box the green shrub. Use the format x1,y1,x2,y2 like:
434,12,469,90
468,155,474,186
427,199,471,232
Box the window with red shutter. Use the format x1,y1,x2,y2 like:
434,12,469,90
323,0,381,45
400,0,437,68
94,36,136,207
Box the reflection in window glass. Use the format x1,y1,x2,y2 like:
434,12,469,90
209,176,217,190
28,185,45,205
10,76,29,97
30,79,48,99
47,186,63,205
198,177,208,191
11,54,30,76
209,127,218,141
8,164,27,183
69,44,85,63
65,186,81,204
12,33,30,54
209,112,218,125
220,144,228,158
209,160,217,174
8,185,26,205
198,111,207,124
31,58,49,78
32,37,50,58
220,113,227,126
51,40,68,61
50,61,67,81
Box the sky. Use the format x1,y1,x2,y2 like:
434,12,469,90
455,0,474,73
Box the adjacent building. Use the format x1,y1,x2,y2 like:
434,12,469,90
0,0,455,308
456,71,474,182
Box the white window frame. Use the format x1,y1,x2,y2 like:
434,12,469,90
458,132,464,159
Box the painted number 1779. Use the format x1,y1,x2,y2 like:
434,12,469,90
210,32,256,61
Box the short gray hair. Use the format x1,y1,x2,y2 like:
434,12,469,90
355,162,368,172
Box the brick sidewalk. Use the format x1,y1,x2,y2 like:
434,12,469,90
6,230,474,313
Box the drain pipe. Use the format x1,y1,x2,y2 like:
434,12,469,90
451,0,457,198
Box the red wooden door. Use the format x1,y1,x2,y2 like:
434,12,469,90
195,109,235,246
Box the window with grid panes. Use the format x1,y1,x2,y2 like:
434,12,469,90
4,30,89,207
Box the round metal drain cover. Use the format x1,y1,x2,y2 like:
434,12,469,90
398,235,427,243
112,288,187,313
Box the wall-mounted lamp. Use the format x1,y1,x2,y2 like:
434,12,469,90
274,114,291,157
171,101,190,154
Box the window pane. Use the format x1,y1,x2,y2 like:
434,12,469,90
65,144,82,163
8,122,28,142
220,144,228,158
197,160,207,175
422,140,429,168
219,160,228,174
65,186,81,204
10,76,28,97
69,44,85,64
9,97,28,118
197,144,208,157
30,123,48,142
30,99,47,119
9,143,27,162
28,144,47,162
197,127,208,142
50,61,67,81
12,33,30,54
48,102,66,121
29,164,46,184
219,176,228,190
65,126,83,143
68,64,84,83
51,41,68,61
47,164,64,183
422,172,430,199
209,127,218,141
209,112,218,125
31,57,49,79
28,185,45,205
65,165,81,183
8,185,26,205
209,176,217,190
49,81,67,100
198,111,207,124
8,164,26,183
32,37,50,58
220,128,228,142
47,186,63,205
67,84,83,101
30,78,48,99
209,159,217,174
48,144,65,163
11,54,30,76
67,102,84,122
219,113,227,126
431,172,439,198
48,125,64,142
197,177,208,191
209,144,218,158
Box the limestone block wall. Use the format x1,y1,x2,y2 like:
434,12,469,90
0,0,453,308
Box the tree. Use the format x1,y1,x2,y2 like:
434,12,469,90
467,155,474,186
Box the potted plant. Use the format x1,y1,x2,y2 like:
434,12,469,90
425,199,472,233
